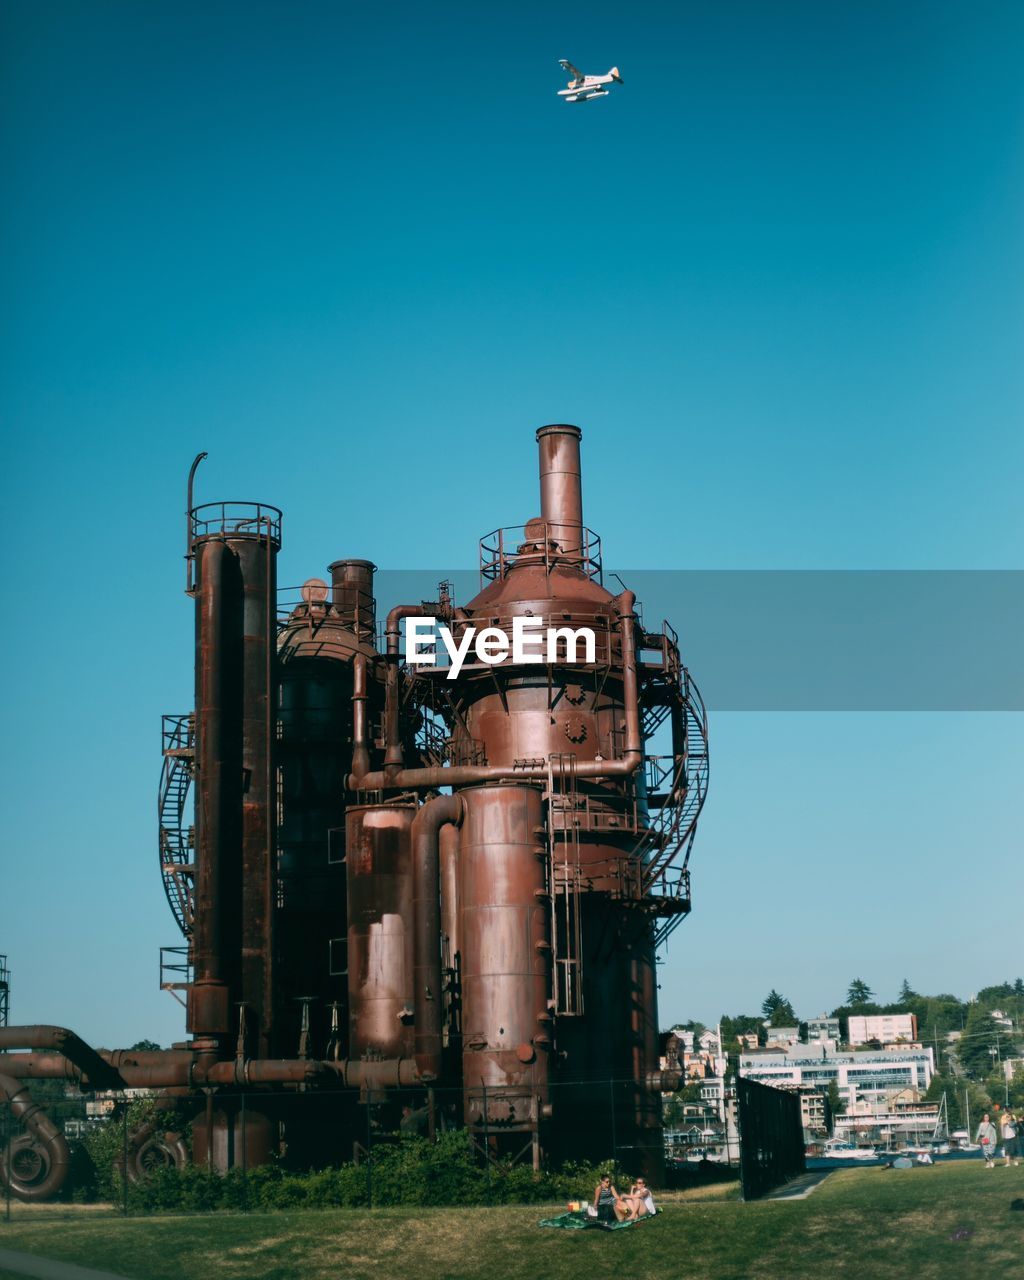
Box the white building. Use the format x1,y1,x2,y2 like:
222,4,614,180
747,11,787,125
807,1016,841,1043
847,1013,918,1046
739,1042,935,1114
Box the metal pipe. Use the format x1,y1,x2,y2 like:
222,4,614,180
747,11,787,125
383,656,403,769
185,451,208,595
411,794,463,1080
0,1027,123,1090
351,653,370,780
645,1070,685,1093
322,1058,421,1089
190,537,238,1040
0,1074,71,1202
537,425,583,556
350,592,641,791
0,1052,416,1091
384,603,428,658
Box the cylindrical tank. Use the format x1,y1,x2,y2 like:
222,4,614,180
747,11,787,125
447,427,665,1172
189,537,243,1041
345,802,417,1059
328,558,376,644
458,784,550,1138
276,564,383,1059
188,507,281,1047
235,530,278,1058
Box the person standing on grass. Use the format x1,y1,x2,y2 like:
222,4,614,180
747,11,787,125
1000,1110,1020,1167
976,1113,998,1167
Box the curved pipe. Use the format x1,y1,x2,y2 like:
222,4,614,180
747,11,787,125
411,794,463,1080
350,592,642,790
382,602,441,769
185,451,208,594
0,1073,71,1202
0,1026,123,1090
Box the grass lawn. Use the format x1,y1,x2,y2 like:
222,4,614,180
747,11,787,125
0,1164,1022,1280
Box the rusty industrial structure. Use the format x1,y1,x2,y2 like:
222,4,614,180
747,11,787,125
0,427,708,1200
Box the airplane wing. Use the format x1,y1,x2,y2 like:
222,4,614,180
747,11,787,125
559,58,584,83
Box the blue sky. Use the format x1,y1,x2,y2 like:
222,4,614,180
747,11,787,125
2,2,1021,1046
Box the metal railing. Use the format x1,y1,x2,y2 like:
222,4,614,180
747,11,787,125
190,501,282,544
479,523,603,585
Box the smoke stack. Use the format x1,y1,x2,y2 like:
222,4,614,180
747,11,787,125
536,424,583,558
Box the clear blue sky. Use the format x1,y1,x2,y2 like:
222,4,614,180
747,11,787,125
2,2,1021,1046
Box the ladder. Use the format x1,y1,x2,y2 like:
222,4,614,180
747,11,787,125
547,752,584,1016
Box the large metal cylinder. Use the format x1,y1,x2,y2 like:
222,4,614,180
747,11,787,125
345,803,417,1059
276,564,382,1061
187,508,280,1052
235,532,278,1057
458,785,550,1134
328,559,376,644
537,424,583,557
189,538,243,1040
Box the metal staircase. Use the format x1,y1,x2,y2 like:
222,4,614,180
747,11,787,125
633,624,710,947
159,713,196,937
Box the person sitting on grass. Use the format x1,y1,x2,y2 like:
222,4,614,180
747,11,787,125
592,1173,627,1222
622,1176,657,1219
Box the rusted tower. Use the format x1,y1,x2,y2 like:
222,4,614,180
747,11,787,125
0,427,707,1198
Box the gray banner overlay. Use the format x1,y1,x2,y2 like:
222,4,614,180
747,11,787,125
357,571,1022,711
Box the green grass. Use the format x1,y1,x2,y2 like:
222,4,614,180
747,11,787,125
0,1164,1022,1280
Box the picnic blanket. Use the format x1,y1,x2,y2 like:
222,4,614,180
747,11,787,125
538,1210,657,1231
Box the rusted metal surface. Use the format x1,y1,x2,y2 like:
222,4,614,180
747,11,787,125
458,785,549,1142
3,426,709,1199
0,1073,71,1201
345,803,417,1060
410,794,462,1080
536,423,584,558
188,536,242,1041
275,561,382,1060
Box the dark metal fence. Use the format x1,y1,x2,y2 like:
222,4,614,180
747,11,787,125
736,1077,805,1200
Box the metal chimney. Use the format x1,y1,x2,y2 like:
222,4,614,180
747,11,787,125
536,424,583,558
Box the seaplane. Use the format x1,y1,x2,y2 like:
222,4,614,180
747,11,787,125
557,59,623,103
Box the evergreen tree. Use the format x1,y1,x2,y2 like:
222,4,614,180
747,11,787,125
761,990,797,1024
958,1002,1001,1079
846,977,875,1006
897,978,917,1004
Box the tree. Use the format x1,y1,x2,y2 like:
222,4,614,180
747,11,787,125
826,1080,845,1122
846,978,875,1006
129,1039,161,1052
897,978,917,1004
761,990,796,1024
959,1002,1001,1080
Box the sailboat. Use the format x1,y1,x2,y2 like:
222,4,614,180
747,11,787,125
957,1090,980,1151
904,1093,951,1154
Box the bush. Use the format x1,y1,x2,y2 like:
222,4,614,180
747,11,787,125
105,1129,629,1214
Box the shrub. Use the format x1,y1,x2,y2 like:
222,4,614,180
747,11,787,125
75,1123,637,1214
